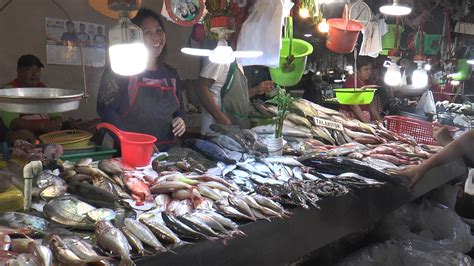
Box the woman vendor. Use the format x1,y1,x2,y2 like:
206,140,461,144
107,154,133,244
97,8,186,151
339,56,382,123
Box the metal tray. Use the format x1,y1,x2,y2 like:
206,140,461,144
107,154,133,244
0,88,83,113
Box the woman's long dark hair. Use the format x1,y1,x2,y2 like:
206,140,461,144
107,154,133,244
131,8,167,66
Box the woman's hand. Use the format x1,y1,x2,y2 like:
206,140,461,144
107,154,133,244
249,81,274,97
394,164,425,188
432,122,453,147
172,117,186,137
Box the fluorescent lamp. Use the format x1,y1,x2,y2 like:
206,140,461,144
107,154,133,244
451,80,460,86
467,59,474,65
181,39,261,64
109,16,148,76
384,63,401,86
304,33,313,37
380,0,412,16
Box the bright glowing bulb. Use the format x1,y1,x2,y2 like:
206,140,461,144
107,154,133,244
304,33,313,37
299,7,310,18
109,16,148,76
318,19,330,33
109,43,148,76
412,67,428,88
424,64,432,71
316,71,321,75
451,80,460,86
384,64,402,86
379,3,412,16
467,59,474,65
209,45,235,64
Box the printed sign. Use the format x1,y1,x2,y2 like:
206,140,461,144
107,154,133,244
45,18,106,67
313,117,344,131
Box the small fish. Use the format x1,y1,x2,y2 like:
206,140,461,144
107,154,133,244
176,215,221,237
124,218,166,252
62,238,109,263
287,113,312,128
49,235,90,264
263,156,303,167
215,201,256,221
43,195,96,229
200,181,233,194
155,194,172,212
95,220,134,265
249,174,285,185
161,212,210,240
185,139,236,164
27,242,53,266
151,181,192,194
197,185,223,201
121,227,146,256
172,189,202,200
228,195,256,219
210,135,246,153
87,208,116,222
199,210,240,230
139,213,183,244
252,195,286,214
222,164,237,178
98,159,124,175
190,212,230,235
124,175,153,205
292,167,304,180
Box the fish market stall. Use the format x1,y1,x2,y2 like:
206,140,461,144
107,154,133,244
0,97,466,265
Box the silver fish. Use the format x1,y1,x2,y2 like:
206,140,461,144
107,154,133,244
95,220,133,265
190,212,230,235
139,212,183,244
98,159,123,175
43,196,96,229
177,215,221,237
252,195,286,214
124,218,166,252
210,135,246,153
304,172,321,181
87,208,116,222
222,164,237,178
200,181,233,194
216,201,255,221
28,242,52,266
62,238,108,263
49,235,89,264
237,162,268,176
200,210,240,230
292,167,304,180
263,156,303,167
155,194,172,212
231,169,251,178
121,227,146,256
197,185,223,201
249,174,285,185
228,195,256,219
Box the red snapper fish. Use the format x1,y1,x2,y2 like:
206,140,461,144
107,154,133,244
124,175,153,205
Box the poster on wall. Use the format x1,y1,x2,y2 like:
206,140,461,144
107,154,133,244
45,17,106,67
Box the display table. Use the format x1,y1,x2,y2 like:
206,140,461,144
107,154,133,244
136,159,466,266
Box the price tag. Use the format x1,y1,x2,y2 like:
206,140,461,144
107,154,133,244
313,117,344,131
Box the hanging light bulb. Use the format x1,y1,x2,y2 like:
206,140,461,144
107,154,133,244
299,7,310,18
412,62,428,88
424,63,432,71
451,80,460,86
109,11,148,76
318,18,330,33
380,0,412,16
468,59,474,65
384,60,402,86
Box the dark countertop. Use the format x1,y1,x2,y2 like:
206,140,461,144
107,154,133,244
136,159,466,266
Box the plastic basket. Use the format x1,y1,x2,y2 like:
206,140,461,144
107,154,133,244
385,115,458,145
334,88,376,105
39,130,92,148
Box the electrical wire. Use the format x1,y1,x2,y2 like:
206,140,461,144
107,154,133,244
0,0,12,12
51,0,72,21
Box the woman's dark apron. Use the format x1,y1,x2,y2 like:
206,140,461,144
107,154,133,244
122,74,179,151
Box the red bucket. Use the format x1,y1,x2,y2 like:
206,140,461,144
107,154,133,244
326,18,364,54
97,122,156,167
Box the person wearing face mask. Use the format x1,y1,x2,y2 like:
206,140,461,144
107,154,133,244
339,56,382,123
97,8,186,151
1,54,62,144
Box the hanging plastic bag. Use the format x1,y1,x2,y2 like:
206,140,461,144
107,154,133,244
415,90,436,116
236,0,284,67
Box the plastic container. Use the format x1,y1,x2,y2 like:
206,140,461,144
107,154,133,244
415,33,442,55
266,136,283,156
96,123,156,167
451,59,472,81
385,115,458,145
334,88,377,105
60,146,117,162
270,38,313,87
39,130,92,149
326,18,364,54
381,24,405,55
0,185,24,212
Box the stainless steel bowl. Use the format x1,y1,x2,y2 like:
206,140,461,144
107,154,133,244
0,88,83,113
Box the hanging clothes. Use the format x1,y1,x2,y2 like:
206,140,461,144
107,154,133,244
236,0,284,67
359,19,386,58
